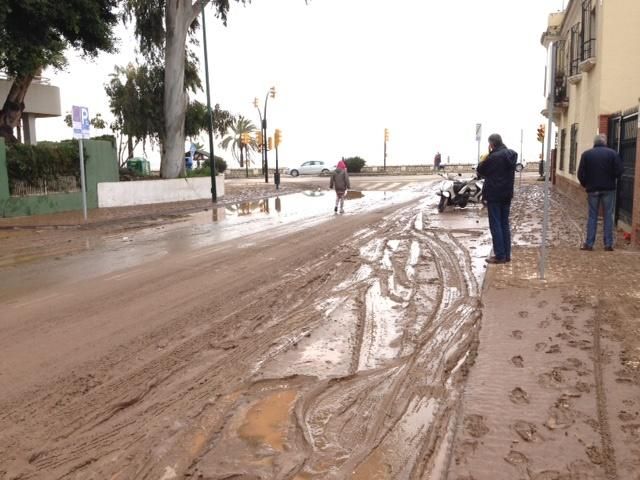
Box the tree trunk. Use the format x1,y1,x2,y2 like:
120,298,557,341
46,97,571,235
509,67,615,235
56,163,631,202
161,0,211,178
127,135,134,160
0,74,35,144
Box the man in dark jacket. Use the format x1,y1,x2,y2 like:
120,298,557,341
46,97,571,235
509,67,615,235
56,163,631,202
476,133,518,264
577,134,623,251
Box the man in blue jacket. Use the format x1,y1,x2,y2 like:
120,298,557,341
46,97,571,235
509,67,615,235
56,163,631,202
477,133,518,264
577,134,623,251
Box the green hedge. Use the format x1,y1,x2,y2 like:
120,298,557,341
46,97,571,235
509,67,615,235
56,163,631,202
190,156,227,176
345,156,366,173
6,140,85,188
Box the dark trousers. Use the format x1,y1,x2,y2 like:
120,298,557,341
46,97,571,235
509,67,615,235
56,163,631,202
487,200,512,260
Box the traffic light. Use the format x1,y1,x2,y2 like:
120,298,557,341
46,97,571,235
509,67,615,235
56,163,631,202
274,129,282,147
268,137,273,151
384,128,389,142
537,124,545,143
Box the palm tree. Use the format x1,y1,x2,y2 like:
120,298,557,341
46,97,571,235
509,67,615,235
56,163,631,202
220,116,257,168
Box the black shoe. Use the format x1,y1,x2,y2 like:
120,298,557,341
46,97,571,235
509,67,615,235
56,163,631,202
580,244,593,251
604,246,614,251
334,206,338,213
486,256,507,264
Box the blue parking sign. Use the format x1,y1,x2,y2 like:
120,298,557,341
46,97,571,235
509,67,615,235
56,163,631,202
72,106,91,139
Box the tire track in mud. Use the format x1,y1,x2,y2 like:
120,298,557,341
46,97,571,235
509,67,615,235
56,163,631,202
181,200,486,479
593,303,618,480
0,225,373,479
0,195,488,479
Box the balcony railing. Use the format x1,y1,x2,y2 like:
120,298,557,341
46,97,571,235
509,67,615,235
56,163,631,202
554,75,569,109
582,38,596,59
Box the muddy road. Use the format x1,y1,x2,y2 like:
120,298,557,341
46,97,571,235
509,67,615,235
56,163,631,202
0,184,492,479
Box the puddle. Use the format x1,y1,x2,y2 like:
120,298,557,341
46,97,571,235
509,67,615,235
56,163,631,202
238,390,298,451
258,297,358,380
0,190,423,298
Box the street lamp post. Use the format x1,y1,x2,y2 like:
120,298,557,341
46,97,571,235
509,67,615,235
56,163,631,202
384,128,389,171
253,87,276,183
201,5,217,203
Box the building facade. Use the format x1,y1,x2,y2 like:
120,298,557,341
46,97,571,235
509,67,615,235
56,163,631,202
0,74,61,145
541,0,640,245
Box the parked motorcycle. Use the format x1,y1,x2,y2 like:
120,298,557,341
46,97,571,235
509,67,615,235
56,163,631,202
436,172,484,212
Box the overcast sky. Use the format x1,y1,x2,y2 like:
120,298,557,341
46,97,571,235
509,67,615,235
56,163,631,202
38,0,565,169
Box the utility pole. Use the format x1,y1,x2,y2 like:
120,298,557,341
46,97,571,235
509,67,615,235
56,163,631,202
201,6,217,202
384,128,389,171
539,42,557,280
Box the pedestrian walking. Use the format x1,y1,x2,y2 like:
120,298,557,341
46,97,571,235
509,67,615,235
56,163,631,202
330,159,350,214
476,133,518,264
434,152,442,170
577,134,623,251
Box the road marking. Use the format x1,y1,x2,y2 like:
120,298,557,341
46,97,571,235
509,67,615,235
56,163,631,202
385,182,402,190
364,182,385,190
11,292,71,309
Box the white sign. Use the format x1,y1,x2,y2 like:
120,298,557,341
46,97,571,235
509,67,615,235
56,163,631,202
72,106,91,139
475,123,482,141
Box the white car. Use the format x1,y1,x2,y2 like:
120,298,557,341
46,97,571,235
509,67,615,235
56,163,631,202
286,161,334,177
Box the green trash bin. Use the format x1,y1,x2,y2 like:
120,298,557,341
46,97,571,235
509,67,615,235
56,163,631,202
126,157,151,176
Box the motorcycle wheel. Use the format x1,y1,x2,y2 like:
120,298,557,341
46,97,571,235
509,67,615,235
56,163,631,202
438,196,447,213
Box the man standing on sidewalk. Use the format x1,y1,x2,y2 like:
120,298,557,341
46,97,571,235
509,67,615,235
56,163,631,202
477,134,518,264
577,134,623,251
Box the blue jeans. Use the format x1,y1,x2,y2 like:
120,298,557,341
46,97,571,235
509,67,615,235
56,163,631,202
487,201,512,260
585,190,615,248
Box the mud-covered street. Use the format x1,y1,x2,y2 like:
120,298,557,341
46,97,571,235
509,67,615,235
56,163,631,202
1,178,639,479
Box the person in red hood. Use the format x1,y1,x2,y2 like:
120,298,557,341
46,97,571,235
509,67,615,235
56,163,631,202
330,158,351,213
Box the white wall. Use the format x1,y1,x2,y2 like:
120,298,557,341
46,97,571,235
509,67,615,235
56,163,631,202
97,176,225,208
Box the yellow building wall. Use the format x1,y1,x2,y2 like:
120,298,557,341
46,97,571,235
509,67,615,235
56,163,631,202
598,0,640,113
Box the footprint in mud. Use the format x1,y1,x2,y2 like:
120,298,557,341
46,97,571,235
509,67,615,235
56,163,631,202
464,414,489,438
545,344,561,354
535,342,548,352
546,397,575,430
509,387,530,405
454,440,478,468
575,382,591,393
565,358,583,369
538,320,550,329
538,369,564,388
537,300,549,308
518,311,529,319
512,330,523,340
621,424,640,439
619,410,639,422
513,421,541,442
586,445,604,465
511,356,524,368
504,449,529,466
